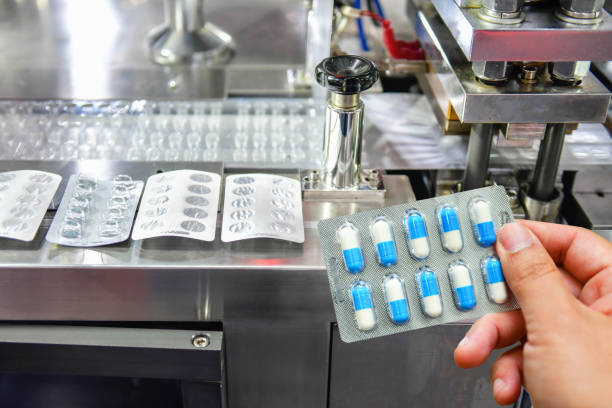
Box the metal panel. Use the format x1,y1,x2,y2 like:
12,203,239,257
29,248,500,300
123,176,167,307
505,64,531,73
0,325,223,381
329,324,511,408
0,0,309,99
432,0,612,62
411,1,611,123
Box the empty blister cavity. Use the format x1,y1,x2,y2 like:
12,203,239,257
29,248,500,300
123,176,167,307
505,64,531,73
383,274,410,325
481,255,509,304
370,216,397,267
351,281,376,331
448,261,476,311
415,267,443,318
46,174,144,247
131,170,221,242
229,221,253,233
0,171,62,241
469,197,496,247
436,204,463,253
221,173,304,243
403,209,430,260
337,223,365,274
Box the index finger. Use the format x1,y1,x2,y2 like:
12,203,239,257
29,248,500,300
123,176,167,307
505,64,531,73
518,220,612,284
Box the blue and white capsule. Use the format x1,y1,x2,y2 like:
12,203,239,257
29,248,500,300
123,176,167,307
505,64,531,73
436,204,464,253
448,261,476,311
403,209,430,260
370,217,398,267
337,223,365,274
481,255,509,304
415,267,443,318
469,197,496,247
383,274,410,324
351,280,377,331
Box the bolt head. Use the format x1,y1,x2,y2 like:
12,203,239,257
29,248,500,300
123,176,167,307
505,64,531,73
191,334,210,348
551,61,591,82
559,0,604,13
482,0,524,13
472,61,509,82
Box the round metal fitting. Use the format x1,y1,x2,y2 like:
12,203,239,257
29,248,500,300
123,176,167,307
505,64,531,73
191,334,210,348
315,55,380,95
521,187,563,222
554,8,603,24
478,8,526,24
519,65,538,84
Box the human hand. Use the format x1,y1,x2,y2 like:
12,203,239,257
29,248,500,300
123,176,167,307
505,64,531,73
453,220,612,407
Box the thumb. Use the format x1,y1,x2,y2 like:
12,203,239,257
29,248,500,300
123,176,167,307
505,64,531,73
496,221,574,325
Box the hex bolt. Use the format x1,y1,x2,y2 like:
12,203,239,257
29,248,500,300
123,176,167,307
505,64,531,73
191,334,210,348
482,0,524,13
472,61,510,85
550,61,591,85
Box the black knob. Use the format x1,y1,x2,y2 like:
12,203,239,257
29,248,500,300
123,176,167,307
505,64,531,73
315,55,379,94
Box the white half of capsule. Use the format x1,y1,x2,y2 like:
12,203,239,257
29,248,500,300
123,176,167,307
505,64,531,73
372,219,393,243
473,200,493,223
488,282,509,304
443,230,463,252
451,264,472,288
338,225,360,251
384,277,405,302
411,237,430,259
422,297,442,318
355,310,376,331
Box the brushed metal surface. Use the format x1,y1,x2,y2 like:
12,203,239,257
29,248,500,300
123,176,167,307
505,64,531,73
411,1,611,123
0,0,309,99
432,0,612,62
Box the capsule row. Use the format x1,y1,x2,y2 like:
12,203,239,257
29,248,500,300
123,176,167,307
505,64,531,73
337,197,497,274
350,256,508,331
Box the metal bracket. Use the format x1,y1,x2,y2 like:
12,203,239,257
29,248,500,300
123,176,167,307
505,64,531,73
301,169,386,200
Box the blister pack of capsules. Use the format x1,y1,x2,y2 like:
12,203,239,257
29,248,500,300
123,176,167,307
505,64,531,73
318,185,519,343
46,174,144,246
131,170,221,241
221,174,304,243
0,170,62,241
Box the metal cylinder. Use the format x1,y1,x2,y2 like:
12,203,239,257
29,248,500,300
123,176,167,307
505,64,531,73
521,188,563,222
322,102,364,189
530,123,566,201
462,123,495,191
166,0,205,31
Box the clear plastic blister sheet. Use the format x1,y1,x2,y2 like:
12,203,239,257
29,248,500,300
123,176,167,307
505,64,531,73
317,185,519,343
46,174,144,247
131,170,221,241
0,170,61,241
221,174,304,243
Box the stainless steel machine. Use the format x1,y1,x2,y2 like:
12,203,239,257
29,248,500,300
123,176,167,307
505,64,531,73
0,0,610,407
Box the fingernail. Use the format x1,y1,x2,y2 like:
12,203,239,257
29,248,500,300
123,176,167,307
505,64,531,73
499,222,533,254
457,336,469,349
493,378,506,395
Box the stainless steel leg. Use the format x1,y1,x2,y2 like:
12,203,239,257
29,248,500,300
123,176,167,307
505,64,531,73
530,123,567,201
462,123,495,191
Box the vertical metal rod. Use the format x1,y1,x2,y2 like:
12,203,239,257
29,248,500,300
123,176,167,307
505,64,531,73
530,123,567,201
462,123,495,191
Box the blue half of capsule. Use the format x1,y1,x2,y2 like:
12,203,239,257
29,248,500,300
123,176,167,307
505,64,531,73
352,284,374,311
343,248,365,274
407,212,427,239
484,257,504,284
475,222,496,247
439,207,460,232
419,271,440,297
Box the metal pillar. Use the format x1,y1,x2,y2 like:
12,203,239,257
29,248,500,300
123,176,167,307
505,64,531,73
462,123,495,191
530,123,567,201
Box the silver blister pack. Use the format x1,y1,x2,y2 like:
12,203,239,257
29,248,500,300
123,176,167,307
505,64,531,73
0,170,62,242
317,185,519,343
46,174,144,247
221,174,304,243
132,170,221,241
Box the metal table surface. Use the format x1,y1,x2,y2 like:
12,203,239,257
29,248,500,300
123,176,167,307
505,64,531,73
0,0,310,99
0,160,416,322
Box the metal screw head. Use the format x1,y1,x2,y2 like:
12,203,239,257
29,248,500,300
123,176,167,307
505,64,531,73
472,61,509,84
482,0,524,13
559,0,604,14
191,334,210,349
550,61,591,84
